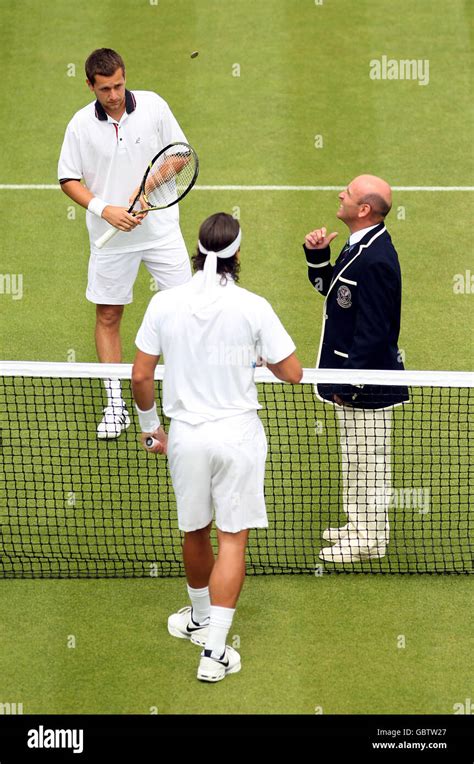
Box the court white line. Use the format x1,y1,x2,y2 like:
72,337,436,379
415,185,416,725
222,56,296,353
196,185,474,192
0,184,473,191
0,185,61,190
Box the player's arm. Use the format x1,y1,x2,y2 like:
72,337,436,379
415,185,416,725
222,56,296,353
131,350,167,454
129,154,190,212
258,300,303,384
145,154,190,194
303,228,338,296
60,180,142,232
266,353,303,384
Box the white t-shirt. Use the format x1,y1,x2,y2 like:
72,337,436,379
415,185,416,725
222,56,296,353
58,90,188,254
135,272,296,424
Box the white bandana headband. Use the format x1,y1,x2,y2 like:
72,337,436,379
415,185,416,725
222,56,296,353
198,229,242,260
190,229,242,314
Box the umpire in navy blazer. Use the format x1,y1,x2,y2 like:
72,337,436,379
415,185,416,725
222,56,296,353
304,176,408,408
303,174,408,564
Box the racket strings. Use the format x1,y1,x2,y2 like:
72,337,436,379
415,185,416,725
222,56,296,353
144,145,197,208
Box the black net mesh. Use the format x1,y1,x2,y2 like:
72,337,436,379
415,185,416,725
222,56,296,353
0,371,472,577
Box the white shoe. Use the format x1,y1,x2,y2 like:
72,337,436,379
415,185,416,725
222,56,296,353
319,540,386,564
197,646,241,683
97,404,130,440
167,606,209,647
322,524,350,543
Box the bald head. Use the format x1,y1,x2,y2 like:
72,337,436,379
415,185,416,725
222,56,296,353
337,174,392,232
352,174,392,220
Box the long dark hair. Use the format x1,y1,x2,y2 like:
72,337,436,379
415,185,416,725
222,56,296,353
192,212,241,282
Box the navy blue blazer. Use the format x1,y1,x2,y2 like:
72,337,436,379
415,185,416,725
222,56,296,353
303,223,409,408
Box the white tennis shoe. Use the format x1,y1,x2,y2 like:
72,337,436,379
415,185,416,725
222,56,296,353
97,405,130,439
197,646,241,683
319,540,386,563
167,606,209,647
322,524,350,543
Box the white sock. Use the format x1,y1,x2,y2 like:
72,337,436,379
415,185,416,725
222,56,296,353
187,585,210,625
205,605,235,658
104,379,124,409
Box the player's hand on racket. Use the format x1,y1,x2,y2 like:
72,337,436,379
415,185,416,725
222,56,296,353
102,205,143,232
305,227,338,249
95,142,199,249
128,187,149,220
141,426,168,455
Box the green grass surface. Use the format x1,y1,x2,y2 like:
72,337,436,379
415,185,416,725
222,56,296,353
1,191,473,370
0,0,473,716
0,577,471,714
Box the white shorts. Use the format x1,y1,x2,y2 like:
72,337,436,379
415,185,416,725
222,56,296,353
167,412,268,533
86,234,191,305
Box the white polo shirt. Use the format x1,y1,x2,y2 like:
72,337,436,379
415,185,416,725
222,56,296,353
58,90,188,254
135,272,297,424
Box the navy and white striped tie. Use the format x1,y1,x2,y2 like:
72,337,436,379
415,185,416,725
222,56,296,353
339,240,355,264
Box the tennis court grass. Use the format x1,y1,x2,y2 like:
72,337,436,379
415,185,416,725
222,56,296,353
0,576,471,714
1,192,472,371
0,0,472,715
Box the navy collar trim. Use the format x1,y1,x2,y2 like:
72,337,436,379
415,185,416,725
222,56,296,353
94,89,136,121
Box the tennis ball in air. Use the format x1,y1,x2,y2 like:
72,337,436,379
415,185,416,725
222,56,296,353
190,51,199,58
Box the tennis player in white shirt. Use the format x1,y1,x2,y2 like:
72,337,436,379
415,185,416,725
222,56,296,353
58,48,192,439
132,213,302,683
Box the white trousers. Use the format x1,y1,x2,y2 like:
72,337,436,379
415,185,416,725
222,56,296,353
335,406,393,547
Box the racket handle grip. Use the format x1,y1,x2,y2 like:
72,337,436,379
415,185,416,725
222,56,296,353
145,436,159,448
95,226,119,249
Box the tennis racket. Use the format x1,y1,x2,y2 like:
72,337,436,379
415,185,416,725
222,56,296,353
95,142,199,249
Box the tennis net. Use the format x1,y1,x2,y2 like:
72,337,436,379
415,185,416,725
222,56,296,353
0,362,472,577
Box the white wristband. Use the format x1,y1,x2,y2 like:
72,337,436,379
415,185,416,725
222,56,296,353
88,197,107,218
135,403,161,433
